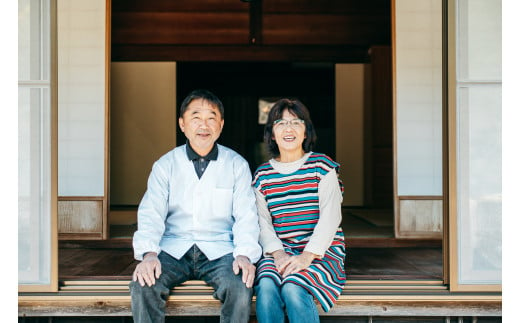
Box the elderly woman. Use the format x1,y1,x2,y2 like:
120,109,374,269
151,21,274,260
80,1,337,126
252,98,346,323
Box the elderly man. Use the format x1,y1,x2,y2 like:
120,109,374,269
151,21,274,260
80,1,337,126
129,89,261,323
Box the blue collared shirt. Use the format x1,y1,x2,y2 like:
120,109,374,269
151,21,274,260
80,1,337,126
186,140,218,179
133,144,261,263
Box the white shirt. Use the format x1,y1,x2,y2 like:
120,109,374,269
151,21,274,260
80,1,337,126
133,144,262,263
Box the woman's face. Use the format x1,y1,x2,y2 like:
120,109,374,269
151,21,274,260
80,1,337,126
272,109,306,155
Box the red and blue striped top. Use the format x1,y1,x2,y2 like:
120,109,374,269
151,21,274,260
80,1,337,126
253,152,347,311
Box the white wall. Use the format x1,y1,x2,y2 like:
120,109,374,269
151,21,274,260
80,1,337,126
58,0,106,196
395,0,443,196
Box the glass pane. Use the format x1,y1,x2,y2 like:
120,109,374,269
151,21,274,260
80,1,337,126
457,0,502,81
18,0,50,81
18,87,52,284
457,85,502,284
395,0,443,195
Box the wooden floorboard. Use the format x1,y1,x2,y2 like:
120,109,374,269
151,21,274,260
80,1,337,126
59,246,442,280
107,211,398,240
59,208,442,280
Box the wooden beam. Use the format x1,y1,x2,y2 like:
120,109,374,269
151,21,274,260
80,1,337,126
249,0,262,45
112,12,250,45
18,297,501,317
111,0,249,13
111,45,371,62
58,237,442,249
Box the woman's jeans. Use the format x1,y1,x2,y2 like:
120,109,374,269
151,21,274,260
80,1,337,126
255,277,320,323
129,245,253,323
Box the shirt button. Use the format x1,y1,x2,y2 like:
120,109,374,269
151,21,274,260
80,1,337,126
200,158,205,162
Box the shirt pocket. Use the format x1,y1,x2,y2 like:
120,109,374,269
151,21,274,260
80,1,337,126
211,187,233,218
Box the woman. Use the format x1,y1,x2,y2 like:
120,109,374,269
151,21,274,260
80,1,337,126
253,98,346,323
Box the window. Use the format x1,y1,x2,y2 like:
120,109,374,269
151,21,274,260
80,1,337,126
18,0,57,291
449,0,502,289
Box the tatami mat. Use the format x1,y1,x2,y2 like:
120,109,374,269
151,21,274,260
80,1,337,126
109,208,395,239
345,208,394,227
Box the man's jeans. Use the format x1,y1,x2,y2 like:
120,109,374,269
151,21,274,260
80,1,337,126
129,245,253,323
254,277,320,323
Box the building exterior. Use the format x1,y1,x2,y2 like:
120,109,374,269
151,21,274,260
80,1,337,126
17,0,503,321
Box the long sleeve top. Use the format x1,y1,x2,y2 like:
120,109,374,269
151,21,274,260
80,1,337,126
255,152,343,257
133,144,262,263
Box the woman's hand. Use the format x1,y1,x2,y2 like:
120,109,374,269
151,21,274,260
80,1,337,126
272,249,291,272
133,252,162,287
272,250,317,278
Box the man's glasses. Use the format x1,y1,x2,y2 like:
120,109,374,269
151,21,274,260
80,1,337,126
273,119,305,129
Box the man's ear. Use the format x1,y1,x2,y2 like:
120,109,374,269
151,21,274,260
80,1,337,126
178,117,185,132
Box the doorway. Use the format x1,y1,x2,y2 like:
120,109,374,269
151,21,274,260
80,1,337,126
74,59,442,283
107,60,396,241
59,59,442,282
175,60,394,241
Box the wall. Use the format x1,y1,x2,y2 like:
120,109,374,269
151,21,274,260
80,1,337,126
395,0,443,195
110,62,177,209
57,0,107,239
58,0,106,196
394,0,443,238
111,0,391,62
336,64,366,206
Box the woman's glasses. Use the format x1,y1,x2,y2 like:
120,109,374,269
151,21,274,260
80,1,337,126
273,119,305,129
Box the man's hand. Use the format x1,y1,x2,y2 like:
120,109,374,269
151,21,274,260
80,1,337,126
232,255,256,288
275,251,316,278
133,252,161,287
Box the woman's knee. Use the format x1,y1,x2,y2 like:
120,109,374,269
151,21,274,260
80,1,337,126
255,278,281,304
281,283,311,307
256,278,279,294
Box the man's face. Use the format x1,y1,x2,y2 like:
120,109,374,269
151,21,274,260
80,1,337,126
179,98,224,156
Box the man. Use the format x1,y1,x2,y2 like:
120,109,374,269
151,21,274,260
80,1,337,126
129,89,261,323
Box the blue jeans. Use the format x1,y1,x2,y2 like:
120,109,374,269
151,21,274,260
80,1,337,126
254,277,320,323
129,245,253,323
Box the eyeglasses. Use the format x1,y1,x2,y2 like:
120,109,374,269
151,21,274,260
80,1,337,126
273,119,305,129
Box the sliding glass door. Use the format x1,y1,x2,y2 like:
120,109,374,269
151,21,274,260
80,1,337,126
448,0,502,291
18,0,58,292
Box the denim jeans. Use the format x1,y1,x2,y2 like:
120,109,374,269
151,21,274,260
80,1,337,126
254,277,320,323
129,245,253,323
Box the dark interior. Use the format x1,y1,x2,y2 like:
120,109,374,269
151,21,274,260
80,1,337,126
176,62,336,173
110,0,394,208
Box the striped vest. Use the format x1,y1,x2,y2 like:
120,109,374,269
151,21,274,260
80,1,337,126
253,152,346,312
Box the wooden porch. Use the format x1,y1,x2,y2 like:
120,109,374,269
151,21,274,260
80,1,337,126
19,211,501,321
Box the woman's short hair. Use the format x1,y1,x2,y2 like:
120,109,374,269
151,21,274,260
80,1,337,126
264,98,317,157
179,89,224,119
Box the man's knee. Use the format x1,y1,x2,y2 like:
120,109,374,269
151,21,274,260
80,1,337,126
129,280,169,301
129,280,143,296
230,275,253,296
217,274,253,302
